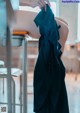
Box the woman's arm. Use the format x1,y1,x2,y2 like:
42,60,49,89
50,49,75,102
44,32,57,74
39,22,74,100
20,0,50,10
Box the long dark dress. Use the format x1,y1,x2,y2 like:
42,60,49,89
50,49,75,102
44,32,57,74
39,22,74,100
33,4,69,113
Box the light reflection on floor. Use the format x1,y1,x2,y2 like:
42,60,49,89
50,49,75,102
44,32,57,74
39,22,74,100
0,73,80,113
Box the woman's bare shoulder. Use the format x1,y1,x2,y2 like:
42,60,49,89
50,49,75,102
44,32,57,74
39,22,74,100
55,17,69,53
55,17,69,39
55,17,68,25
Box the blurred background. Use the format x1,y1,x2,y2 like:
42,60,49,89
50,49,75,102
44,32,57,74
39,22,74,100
0,0,80,113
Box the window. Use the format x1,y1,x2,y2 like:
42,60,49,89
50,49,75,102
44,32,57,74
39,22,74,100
77,4,80,41
11,0,19,10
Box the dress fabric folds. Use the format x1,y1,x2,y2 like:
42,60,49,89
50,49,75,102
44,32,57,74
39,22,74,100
33,4,69,113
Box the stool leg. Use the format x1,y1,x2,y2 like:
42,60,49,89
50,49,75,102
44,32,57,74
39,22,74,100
20,75,22,113
3,78,4,95
12,79,15,113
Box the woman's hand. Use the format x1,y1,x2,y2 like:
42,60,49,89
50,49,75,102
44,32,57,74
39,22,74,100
38,0,51,10
29,0,50,11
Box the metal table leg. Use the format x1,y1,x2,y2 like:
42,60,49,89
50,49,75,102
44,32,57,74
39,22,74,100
22,37,27,113
6,26,15,113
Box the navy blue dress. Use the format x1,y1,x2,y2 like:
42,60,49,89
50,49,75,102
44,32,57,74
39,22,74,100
33,4,69,113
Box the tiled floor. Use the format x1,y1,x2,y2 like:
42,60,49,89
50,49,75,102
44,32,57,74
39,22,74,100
27,73,80,113
65,73,80,113
0,72,80,113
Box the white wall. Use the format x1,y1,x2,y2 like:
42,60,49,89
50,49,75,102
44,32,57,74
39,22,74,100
58,1,78,44
0,1,6,46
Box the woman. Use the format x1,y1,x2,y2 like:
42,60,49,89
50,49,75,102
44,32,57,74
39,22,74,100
25,0,69,53
33,3,69,113
22,1,69,113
